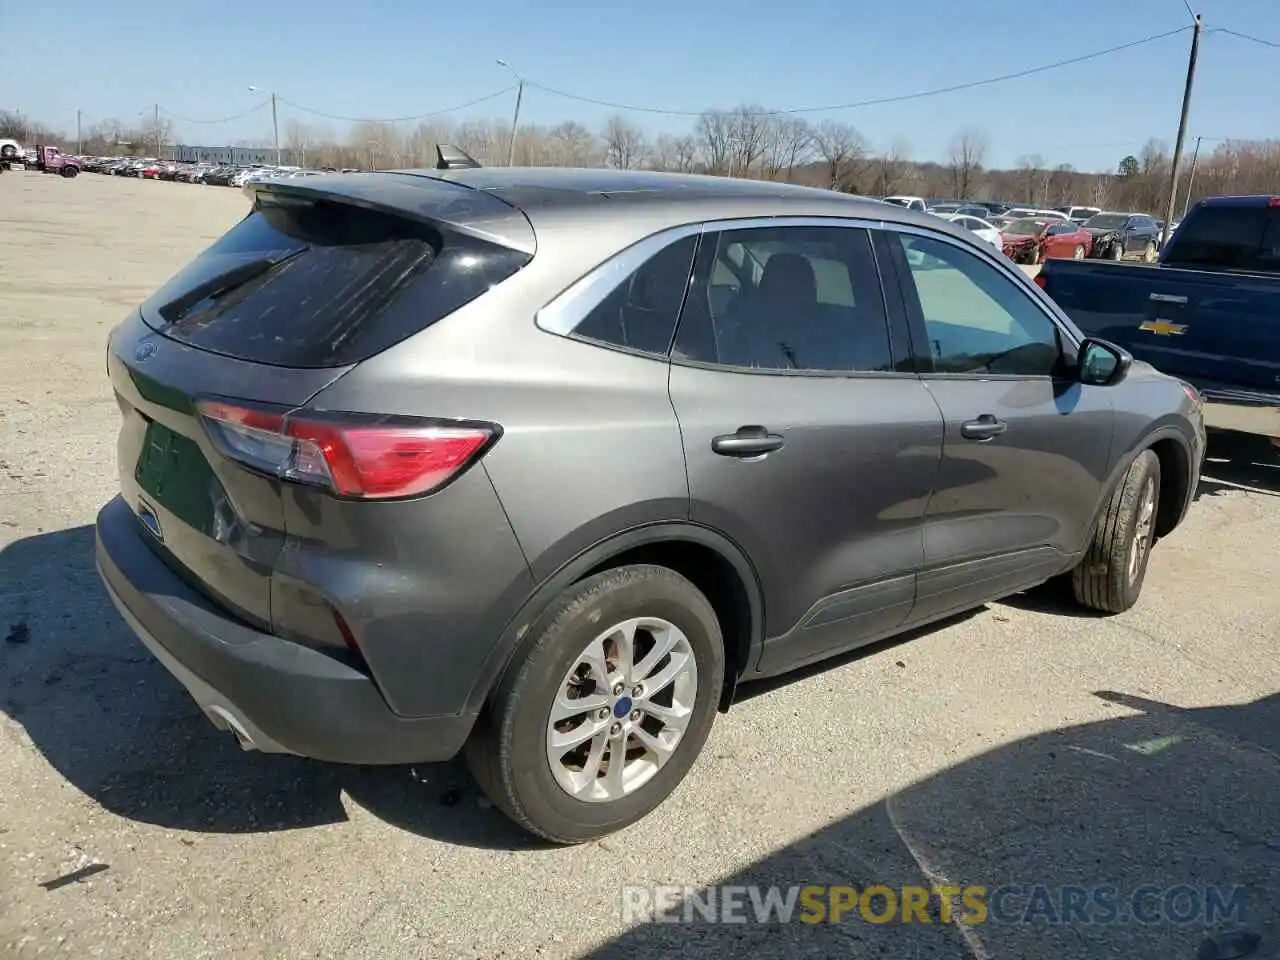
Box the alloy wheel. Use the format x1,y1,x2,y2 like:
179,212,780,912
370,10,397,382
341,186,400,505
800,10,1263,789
1128,478,1156,584
546,617,698,803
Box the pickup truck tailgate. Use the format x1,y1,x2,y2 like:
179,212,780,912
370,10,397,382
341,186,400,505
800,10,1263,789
1045,262,1280,393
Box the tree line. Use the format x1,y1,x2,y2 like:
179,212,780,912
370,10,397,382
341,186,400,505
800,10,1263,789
4,106,1278,214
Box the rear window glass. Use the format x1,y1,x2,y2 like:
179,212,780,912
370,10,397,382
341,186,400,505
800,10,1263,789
141,198,530,368
1165,205,1280,271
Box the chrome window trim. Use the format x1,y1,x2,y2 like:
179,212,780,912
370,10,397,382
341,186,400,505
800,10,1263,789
535,223,704,337
535,216,891,340
533,213,1082,369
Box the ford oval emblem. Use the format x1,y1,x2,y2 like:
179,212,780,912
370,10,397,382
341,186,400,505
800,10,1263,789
135,341,158,362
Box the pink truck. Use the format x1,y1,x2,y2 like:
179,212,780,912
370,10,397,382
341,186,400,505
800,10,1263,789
35,145,80,178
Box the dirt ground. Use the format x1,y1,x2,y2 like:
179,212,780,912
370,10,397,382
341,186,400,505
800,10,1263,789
1,171,1278,960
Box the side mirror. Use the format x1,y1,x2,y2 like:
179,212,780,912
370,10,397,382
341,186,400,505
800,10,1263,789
1077,337,1132,386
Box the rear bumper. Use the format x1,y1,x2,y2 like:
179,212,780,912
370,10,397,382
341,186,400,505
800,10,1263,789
1199,388,1280,440
95,495,476,764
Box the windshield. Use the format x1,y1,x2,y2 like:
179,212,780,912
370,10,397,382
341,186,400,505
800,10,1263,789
1085,214,1128,229
1002,219,1045,237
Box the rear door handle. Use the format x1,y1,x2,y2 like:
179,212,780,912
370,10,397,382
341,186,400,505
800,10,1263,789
711,427,785,458
960,414,1007,441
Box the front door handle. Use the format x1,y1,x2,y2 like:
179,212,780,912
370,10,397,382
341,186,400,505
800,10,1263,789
960,414,1007,441
712,426,785,458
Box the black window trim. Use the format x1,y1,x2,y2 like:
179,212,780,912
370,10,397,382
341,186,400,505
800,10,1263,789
669,217,905,379
880,223,1083,381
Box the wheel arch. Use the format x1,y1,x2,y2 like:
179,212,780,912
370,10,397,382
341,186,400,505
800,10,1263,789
1086,423,1195,550
464,523,765,717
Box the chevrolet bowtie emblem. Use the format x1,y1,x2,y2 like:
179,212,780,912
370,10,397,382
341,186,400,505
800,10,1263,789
1138,319,1188,336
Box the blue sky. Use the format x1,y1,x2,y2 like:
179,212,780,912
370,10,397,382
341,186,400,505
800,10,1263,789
5,0,1279,171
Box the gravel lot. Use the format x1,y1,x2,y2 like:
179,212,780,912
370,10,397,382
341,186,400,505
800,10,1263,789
2,171,1278,960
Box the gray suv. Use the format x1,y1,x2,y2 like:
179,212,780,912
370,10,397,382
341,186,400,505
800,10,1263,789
96,162,1205,843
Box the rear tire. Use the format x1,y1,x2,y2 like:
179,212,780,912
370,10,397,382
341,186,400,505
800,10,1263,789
466,564,725,844
1071,450,1161,614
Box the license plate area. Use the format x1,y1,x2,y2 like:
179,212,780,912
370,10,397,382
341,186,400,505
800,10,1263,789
134,419,219,535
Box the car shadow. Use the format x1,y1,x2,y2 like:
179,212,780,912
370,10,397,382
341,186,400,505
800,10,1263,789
1198,432,1280,499
0,524,540,851
580,690,1279,959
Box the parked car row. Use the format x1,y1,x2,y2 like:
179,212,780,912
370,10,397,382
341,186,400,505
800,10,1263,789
77,156,359,186
882,196,1175,267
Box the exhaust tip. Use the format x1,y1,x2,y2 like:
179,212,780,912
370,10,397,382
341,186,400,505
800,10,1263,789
205,705,259,752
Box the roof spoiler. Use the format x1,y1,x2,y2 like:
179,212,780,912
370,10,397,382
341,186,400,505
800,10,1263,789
436,144,482,170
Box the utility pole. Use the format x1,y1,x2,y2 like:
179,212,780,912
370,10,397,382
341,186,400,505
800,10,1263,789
76,110,82,154
1182,135,1203,217
506,80,524,167
1162,13,1203,249
496,60,525,166
153,103,162,158
270,92,280,166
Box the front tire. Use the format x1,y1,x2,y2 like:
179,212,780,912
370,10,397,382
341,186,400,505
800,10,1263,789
466,564,725,844
1110,241,1124,261
1071,450,1161,614
60,166,79,178
1143,241,1157,263
1073,244,1085,259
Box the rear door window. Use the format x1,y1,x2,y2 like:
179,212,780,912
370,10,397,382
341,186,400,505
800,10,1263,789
672,224,893,373
141,197,530,368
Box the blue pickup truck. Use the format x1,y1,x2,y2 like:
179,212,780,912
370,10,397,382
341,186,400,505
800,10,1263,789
1037,195,1280,443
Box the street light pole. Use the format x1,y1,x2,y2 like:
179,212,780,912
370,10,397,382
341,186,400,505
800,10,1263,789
1162,13,1203,248
497,60,525,167
248,86,282,165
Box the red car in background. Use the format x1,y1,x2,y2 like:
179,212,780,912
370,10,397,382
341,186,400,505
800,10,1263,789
1000,218,1093,264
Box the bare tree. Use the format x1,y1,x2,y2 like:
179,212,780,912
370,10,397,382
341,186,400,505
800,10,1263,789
602,115,646,170
871,137,912,196
1049,163,1076,205
283,120,314,167
548,121,598,166
947,126,989,198
1090,174,1114,208
695,110,734,174
812,120,869,192
671,135,700,173
137,113,175,159
726,105,770,178
761,117,812,181
1014,153,1043,203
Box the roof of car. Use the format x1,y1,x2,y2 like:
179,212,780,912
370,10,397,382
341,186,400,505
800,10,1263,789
255,167,982,259
394,165,873,210
378,167,957,244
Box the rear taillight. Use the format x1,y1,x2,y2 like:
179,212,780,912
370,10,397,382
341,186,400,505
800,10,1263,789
1033,272,1047,289
196,400,496,499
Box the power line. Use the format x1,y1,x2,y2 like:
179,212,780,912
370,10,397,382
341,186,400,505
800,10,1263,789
161,101,271,124
1213,27,1280,49
277,86,516,123
526,25,1195,117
